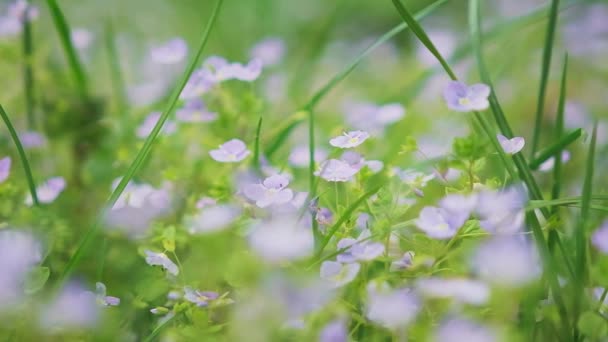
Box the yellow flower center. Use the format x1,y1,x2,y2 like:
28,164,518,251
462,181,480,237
458,97,471,106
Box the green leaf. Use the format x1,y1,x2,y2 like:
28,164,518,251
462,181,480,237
24,266,50,294
162,226,176,253
577,311,608,339
399,136,418,154
530,128,581,170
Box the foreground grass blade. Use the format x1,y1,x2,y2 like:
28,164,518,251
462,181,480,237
104,19,128,115
530,128,581,170
45,0,89,96
551,55,568,210
56,0,224,286
252,116,263,171
22,5,35,129
530,0,561,158
0,105,38,205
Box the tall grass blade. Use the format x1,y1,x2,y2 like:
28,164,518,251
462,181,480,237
551,55,568,210
22,5,35,129
530,128,580,170
104,19,128,115
252,116,263,171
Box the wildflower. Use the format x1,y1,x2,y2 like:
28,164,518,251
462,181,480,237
71,28,94,50
93,282,120,307
25,177,66,206
244,174,294,208
356,213,371,229
180,68,215,99
391,251,415,271
209,139,250,163
416,30,456,67
203,55,262,82
415,277,490,305
365,160,384,173
248,216,314,263
365,283,420,330
434,317,496,342
250,37,286,66
394,168,435,193
497,134,525,155
439,193,477,219
136,112,177,139
0,156,10,183
538,150,571,172
320,261,360,288
329,130,370,148
183,287,219,307
144,250,179,276
475,186,526,234
288,145,328,168
0,230,41,310
315,159,359,182
175,98,217,123
336,229,385,262
340,151,365,170
343,101,405,132
316,207,333,226
415,206,465,239
592,221,608,254
186,204,240,234
195,196,217,209
19,131,46,148
150,38,188,64
443,81,491,112
40,283,99,330
319,319,348,342
7,0,38,22
471,237,541,287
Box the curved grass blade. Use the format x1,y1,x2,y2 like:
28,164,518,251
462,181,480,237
551,55,568,212
55,0,224,286
252,116,263,171
530,128,581,170
45,0,89,97
22,5,35,129
0,105,39,205
530,0,561,158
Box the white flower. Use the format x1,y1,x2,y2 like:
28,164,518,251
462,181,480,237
497,134,525,155
329,130,370,148
443,81,491,112
244,174,294,208
144,250,179,276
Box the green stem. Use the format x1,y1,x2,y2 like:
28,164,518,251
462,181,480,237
22,7,35,129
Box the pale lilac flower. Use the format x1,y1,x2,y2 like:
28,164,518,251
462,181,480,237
471,237,541,287
391,251,415,271
365,160,384,173
180,69,215,99
340,151,365,170
320,261,360,288
0,156,10,183
366,283,420,330
538,150,571,172
248,216,314,263
195,196,217,209
320,319,348,342
175,99,217,123
475,186,526,234
186,204,240,234
136,112,177,139
444,81,491,112
592,221,608,254
250,37,286,66
415,277,490,305
71,28,94,50
497,134,525,155
150,38,188,64
0,230,41,310
203,55,262,82
0,16,20,37
343,101,405,132
19,131,46,148
415,206,465,239
288,145,328,168
416,30,457,67
356,213,371,229
337,229,385,262
25,177,66,206
439,193,477,220
435,317,496,342
94,282,120,307
315,159,359,182
329,130,370,148
144,250,179,276
40,283,99,330
394,168,435,189
244,174,294,208
184,287,219,307
316,207,333,226
7,0,38,22
209,139,250,163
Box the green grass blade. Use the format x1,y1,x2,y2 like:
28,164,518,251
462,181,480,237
252,116,263,171
530,0,561,158
530,128,580,170
45,0,89,97
22,5,35,129
551,55,568,210
55,0,224,287
104,19,128,115
0,105,38,206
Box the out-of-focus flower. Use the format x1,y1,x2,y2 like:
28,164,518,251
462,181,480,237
316,207,333,226
443,81,491,112
416,30,457,67
343,101,405,133
475,186,526,234
393,168,435,195
288,145,328,168
94,282,120,307
19,131,46,149
340,151,365,170
209,139,250,163
186,204,240,234
0,230,41,311
337,229,385,263
497,134,525,155
25,177,66,206
144,250,179,276
330,130,370,149
391,251,415,271
250,37,286,66
592,221,608,254
195,196,217,209
248,216,314,263
415,277,490,305
0,1,37,38
319,319,348,342
40,282,99,330
136,112,177,139
150,38,188,64
471,237,541,287
365,283,420,330
184,287,219,307
203,56,263,82
562,3,608,59
365,160,384,173
244,174,294,208
434,317,496,342
538,150,571,172
71,28,94,50
320,261,360,288
415,206,465,239
0,156,10,183
315,159,359,182
175,98,217,123
180,69,216,99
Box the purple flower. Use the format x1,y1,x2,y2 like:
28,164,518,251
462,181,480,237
329,130,370,148
319,319,348,342
475,186,526,234
186,204,240,234
497,134,525,155
391,251,415,271
40,282,99,330
394,168,435,189
248,216,314,263
320,261,360,288
244,174,294,208
592,221,608,254
538,150,571,172
184,287,219,307
0,230,41,311
288,145,328,168
195,196,217,209
415,206,465,239
7,0,38,22
94,282,120,307
340,151,365,170
365,283,420,330
365,160,384,173
150,38,188,64
443,81,491,112
250,37,286,66
180,69,216,99
71,28,93,50
144,250,179,276
415,277,490,305
343,101,405,132
337,229,385,262
315,159,359,182
209,139,250,163
0,156,10,183
316,207,333,226
136,112,177,139
175,99,217,123
434,317,496,342
26,177,66,206
19,131,46,148
203,56,263,82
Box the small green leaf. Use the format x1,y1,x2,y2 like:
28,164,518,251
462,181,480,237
24,266,50,294
399,136,418,154
577,311,608,339
162,226,176,253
